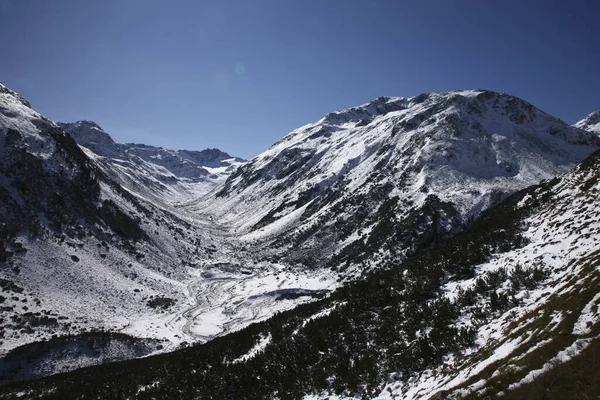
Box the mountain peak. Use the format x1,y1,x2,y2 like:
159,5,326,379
58,120,118,156
318,89,540,129
209,88,599,269
575,110,600,135
56,118,244,199
68,119,105,131
178,148,242,166
0,82,32,108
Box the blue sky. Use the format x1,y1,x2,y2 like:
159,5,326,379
1,0,599,159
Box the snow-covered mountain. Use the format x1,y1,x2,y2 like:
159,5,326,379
1,81,599,390
5,145,599,400
194,90,599,274
0,82,205,359
58,120,244,205
0,82,338,383
56,120,120,156
574,110,600,135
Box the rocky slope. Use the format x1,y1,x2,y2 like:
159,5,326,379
194,90,599,275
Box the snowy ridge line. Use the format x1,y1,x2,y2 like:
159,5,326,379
572,292,600,336
230,333,272,364
574,109,600,135
58,120,245,206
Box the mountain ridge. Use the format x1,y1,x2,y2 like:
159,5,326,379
195,88,599,275
58,119,243,167
58,120,245,204
574,109,600,135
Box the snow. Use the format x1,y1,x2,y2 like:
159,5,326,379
376,337,524,400
0,85,57,160
241,202,311,242
447,90,482,98
189,89,598,278
172,263,338,342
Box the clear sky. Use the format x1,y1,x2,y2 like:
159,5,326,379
1,0,598,159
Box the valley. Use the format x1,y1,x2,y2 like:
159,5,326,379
1,81,600,398
1,2,598,398
3,147,599,399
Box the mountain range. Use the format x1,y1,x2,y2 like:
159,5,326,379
195,90,598,275
57,120,244,204
0,81,599,399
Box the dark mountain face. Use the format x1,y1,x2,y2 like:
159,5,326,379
1,105,104,246
0,86,152,249
56,121,119,157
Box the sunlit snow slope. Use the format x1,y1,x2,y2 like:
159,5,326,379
310,149,600,400
574,109,600,136
4,149,599,400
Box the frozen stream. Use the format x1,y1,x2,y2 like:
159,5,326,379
181,263,336,342
123,209,339,351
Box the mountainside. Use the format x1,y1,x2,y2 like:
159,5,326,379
0,82,203,361
4,147,599,400
194,90,599,275
0,83,339,383
58,121,244,204
574,110,600,135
